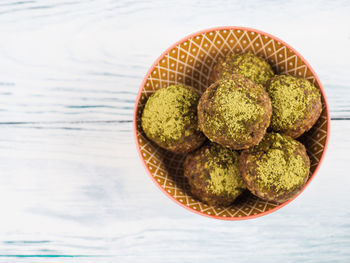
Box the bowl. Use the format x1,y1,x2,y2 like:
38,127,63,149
134,26,330,220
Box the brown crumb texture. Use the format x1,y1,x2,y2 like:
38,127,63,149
141,84,206,153
266,75,322,138
209,52,274,85
184,142,246,206
198,74,272,149
239,132,310,203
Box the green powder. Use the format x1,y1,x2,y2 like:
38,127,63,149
251,133,309,193
203,144,246,197
267,75,321,131
205,75,265,140
141,84,200,147
256,149,308,192
219,52,274,85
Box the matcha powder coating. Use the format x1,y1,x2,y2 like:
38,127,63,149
184,143,246,206
210,52,274,85
205,144,245,198
198,74,272,150
141,84,205,153
239,133,310,203
254,135,309,192
266,75,322,138
211,78,264,135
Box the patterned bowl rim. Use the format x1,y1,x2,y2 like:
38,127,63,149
133,26,331,220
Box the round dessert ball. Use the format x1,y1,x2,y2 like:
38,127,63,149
239,132,310,203
198,74,272,150
141,84,206,153
266,75,322,138
209,52,274,85
184,142,246,206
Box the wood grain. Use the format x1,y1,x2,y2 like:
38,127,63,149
0,0,349,261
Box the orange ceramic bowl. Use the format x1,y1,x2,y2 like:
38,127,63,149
134,26,330,220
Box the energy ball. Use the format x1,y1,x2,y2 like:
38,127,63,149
266,75,322,138
239,132,310,203
198,74,272,150
141,84,206,153
184,142,246,206
210,52,274,85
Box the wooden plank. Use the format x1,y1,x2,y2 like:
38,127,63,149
0,118,348,261
0,1,349,123
0,0,349,261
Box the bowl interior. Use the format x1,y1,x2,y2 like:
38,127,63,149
135,27,329,219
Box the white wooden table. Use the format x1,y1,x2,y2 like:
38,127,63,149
0,0,349,262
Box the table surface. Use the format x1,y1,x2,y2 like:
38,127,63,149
0,0,349,262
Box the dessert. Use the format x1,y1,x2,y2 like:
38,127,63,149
141,84,206,153
266,75,322,138
198,74,272,149
209,52,274,85
184,142,246,206
239,132,310,203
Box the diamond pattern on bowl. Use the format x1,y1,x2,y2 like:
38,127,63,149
135,28,329,219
